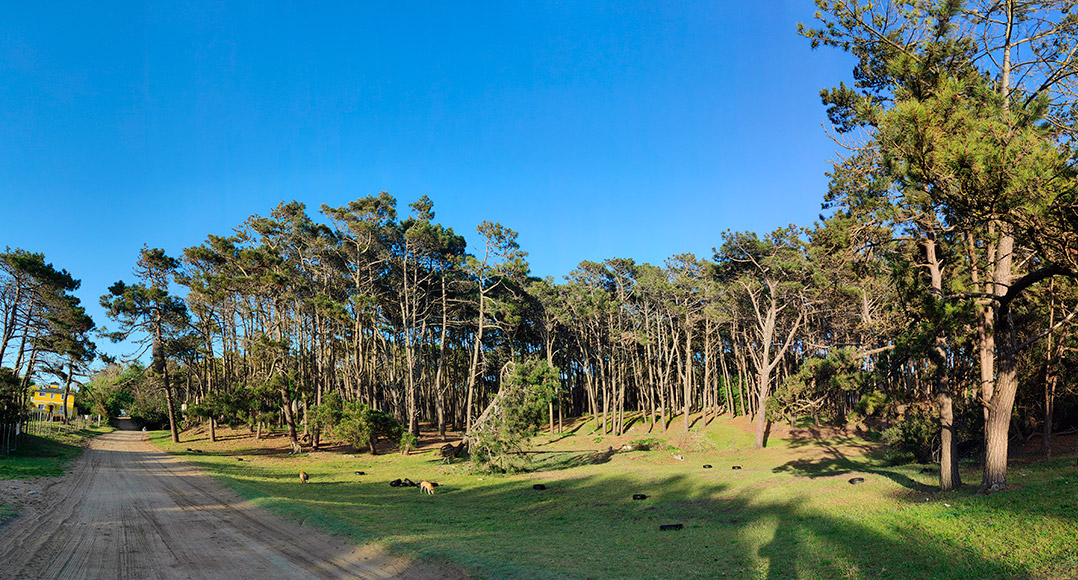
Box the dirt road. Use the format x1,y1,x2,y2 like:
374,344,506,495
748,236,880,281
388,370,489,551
0,422,464,580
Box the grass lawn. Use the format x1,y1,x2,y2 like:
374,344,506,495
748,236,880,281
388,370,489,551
150,416,1078,580
0,422,115,479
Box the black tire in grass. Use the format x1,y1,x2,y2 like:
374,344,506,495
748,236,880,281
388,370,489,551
702,464,712,469
633,494,648,500
659,524,683,531
533,484,547,491
731,465,742,470
849,477,865,485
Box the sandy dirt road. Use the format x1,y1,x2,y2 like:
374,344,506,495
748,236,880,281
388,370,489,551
0,422,464,580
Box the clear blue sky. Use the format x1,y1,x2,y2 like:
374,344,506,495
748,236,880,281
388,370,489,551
1,1,853,361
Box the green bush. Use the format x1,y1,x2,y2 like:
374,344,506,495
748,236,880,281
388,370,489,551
309,391,403,455
398,431,418,455
881,405,937,463
857,390,888,416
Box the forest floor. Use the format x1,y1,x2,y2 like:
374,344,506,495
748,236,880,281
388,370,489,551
143,414,1078,580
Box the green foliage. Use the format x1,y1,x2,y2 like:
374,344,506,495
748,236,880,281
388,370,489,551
398,431,418,455
626,437,666,451
129,387,169,430
308,391,403,455
881,405,938,464
79,364,139,419
0,368,25,424
772,348,868,424
469,359,560,473
857,390,888,417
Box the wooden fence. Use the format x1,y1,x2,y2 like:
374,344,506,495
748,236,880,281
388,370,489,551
1,412,101,455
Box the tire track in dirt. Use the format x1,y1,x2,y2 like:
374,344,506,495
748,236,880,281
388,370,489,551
0,423,467,580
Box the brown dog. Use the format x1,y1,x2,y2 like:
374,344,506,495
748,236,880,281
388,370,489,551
419,480,435,495
300,471,309,484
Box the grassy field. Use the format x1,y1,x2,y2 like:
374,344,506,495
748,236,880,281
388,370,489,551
150,416,1078,580
0,422,115,479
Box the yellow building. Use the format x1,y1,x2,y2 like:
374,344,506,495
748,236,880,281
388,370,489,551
29,385,75,419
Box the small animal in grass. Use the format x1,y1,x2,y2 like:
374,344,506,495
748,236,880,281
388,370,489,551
419,481,436,495
672,453,685,461
300,471,310,484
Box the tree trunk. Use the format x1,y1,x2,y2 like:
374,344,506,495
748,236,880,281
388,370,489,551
683,314,692,432
983,328,1019,492
61,363,75,424
753,363,771,449
281,390,302,453
981,230,1015,492
465,290,485,432
1044,370,1057,459
938,391,960,491
925,237,961,490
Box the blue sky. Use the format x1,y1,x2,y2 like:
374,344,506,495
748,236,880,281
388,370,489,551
1,1,853,361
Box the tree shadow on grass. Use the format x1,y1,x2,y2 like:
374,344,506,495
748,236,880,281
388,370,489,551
528,447,623,471
772,440,932,492
244,468,1034,580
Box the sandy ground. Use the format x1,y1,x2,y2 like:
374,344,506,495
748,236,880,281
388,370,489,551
0,420,468,580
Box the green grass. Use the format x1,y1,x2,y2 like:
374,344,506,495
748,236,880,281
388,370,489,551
0,423,115,479
151,420,1078,580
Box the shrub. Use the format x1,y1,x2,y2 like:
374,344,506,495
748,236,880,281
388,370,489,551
881,405,938,463
309,391,403,455
398,431,418,455
857,390,888,417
